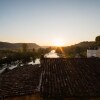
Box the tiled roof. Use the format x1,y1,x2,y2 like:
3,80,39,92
0,65,41,99
40,58,100,99
0,58,100,99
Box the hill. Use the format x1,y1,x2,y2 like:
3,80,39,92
73,41,95,48
0,42,40,50
56,41,96,57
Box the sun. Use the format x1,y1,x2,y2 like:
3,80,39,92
52,38,65,47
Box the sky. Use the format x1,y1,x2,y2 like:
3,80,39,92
0,0,100,46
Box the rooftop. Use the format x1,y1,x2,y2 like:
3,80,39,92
0,64,41,99
40,58,100,99
0,58,100,99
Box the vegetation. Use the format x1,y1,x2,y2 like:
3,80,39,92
95,35,100,42
0,45,52,68
55,42,93,58
0,42,40,51
0,36,99,67
95,35,100,45
55,35,100,58
22,43,28,52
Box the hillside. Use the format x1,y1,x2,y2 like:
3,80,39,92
73,41,95,48
0,42,40,50
55,41,96,57
0,41,96,50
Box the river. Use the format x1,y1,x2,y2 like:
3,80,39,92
28,50,59,65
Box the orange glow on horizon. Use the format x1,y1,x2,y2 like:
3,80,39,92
51,38,65,47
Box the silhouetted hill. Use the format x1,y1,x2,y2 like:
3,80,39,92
0,41,96,50
0,42,40,50
41,46,51,48
72,41,95,48
55,41,96,57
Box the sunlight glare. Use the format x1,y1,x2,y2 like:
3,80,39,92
52,38,65,46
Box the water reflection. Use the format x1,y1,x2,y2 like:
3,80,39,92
45,50,59,58
29,50,59,65
0,50,59,72
28,59,40,65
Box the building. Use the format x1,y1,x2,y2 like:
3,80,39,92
0,64,42,100
0,58,100,100
87,46,100,58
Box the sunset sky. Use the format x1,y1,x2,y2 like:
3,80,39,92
0,0,100,46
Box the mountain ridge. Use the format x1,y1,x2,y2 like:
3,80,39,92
0,41,40,50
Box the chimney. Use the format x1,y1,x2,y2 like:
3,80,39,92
40,54,44,64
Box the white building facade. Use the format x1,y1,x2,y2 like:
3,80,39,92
87,47,100,58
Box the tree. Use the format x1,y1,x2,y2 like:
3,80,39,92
95,35,100,45
56,47,63,54
32,47,35,53
95,35,100,42
22,43,28,52
37,48,45,55
75,46,81,54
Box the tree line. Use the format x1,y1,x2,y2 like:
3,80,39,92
0,44,52,67
0,35,100,67
56,35,100,58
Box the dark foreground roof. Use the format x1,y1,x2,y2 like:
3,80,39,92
0,58,100,100
0,65,41,99
40,58,100,99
